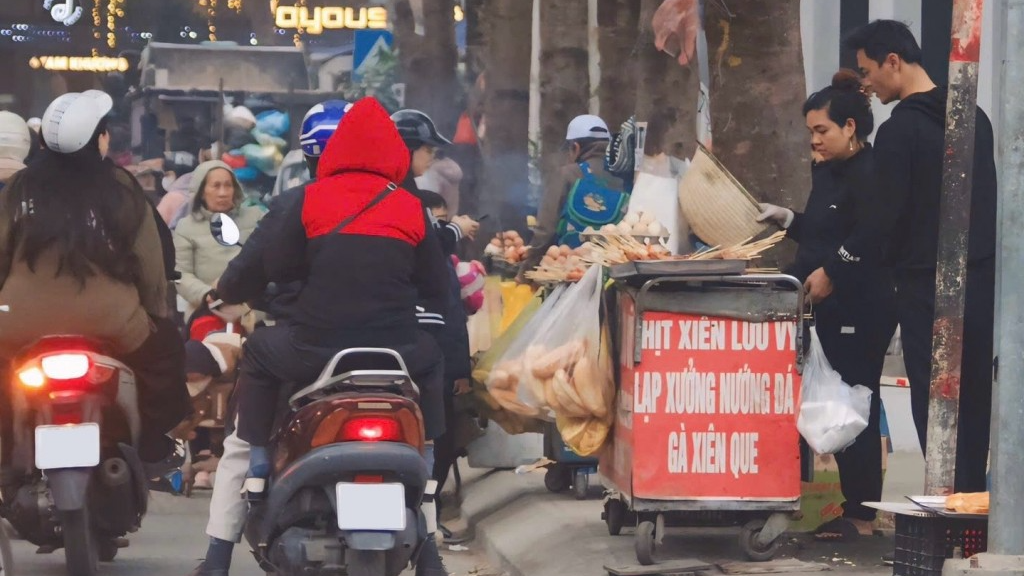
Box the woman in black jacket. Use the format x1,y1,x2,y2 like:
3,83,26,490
757,70,897,542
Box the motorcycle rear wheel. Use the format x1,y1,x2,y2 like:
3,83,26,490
345,549,386,576
61,508,98,576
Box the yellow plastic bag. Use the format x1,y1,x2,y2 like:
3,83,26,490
499,281,536,334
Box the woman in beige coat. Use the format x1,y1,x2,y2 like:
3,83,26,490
0,91,189,465
173,161,264,322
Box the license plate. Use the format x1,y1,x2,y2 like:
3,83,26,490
336,482,406,531
35,424,101,470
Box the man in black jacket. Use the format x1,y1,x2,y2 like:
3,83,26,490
191,99,451,576
837,20,996,493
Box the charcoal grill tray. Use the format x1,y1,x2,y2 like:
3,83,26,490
609,259,747,280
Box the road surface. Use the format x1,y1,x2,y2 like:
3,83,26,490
7,491,499,576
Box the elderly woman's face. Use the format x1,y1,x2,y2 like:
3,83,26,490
202,168,236,213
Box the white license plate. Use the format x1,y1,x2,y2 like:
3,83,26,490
336,482,406,531
35,424,101,470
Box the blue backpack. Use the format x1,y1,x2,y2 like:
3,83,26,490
556,162,628,248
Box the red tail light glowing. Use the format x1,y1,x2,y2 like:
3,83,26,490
41,354,91,380
308,398,425,451
339,417,402,442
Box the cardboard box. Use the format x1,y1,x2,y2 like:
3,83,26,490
794,437,889,532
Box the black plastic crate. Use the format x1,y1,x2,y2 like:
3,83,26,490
893,514,987,576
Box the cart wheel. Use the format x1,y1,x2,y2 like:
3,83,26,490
635,521,656,565
603,499,626,536
572,469,589,500
544,467,570,493
738,519,783,562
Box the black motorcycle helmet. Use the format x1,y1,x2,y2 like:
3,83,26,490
391,109,452,150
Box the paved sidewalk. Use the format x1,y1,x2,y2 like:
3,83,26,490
451,465,896,576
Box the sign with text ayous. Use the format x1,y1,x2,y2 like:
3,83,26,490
608,297,802,501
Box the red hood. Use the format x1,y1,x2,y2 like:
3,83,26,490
316,97,410,183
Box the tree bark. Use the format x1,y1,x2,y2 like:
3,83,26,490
539,1,590,194
704,0,809,211
480,0,533,232
596,0,640,128
634,0,699,160
463,0,489,79
393,0,461,135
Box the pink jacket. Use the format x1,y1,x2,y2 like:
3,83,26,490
157,172,194,226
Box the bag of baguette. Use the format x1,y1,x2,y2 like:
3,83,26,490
480,284,571,421
511,266,616,455
556,316,616,456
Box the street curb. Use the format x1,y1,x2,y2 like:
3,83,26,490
455,470,548,576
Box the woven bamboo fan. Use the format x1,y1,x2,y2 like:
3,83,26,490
678,144,769,247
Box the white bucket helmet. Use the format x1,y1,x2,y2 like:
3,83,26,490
0,111,31,162
41,90,113,154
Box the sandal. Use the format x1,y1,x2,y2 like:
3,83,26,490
813,517,863,542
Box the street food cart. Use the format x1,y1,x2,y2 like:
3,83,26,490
599,264,805,564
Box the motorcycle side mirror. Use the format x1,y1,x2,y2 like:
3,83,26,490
210,213,242,247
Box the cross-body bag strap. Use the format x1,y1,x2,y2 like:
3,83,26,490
328,181,398,236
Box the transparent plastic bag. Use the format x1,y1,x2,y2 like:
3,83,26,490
481,285,571,419
514,267,614,427
797,327,872,454
556,316,616,456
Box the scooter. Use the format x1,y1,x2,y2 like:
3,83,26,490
244,348,436,576
209,215,437,576
2,332,151,576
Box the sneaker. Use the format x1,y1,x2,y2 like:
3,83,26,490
143,439,187,479
882,552,895,566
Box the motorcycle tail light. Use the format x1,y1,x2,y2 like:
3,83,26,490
41,354,91,380
16,352,112,392
311,402,424,451
339,417,402,442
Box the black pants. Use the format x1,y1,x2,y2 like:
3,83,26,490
814,288,897,522
235,325,446,447
432,389,459,512
896,260,995,493
1,316,189,466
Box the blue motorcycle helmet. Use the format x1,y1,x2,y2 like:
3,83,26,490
299,99,352,173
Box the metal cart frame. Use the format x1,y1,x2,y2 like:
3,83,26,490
601,273,806,565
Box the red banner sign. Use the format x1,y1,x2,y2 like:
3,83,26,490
605,297,802,501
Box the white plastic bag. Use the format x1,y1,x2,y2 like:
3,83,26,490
629,154,692,255
797,327,872,454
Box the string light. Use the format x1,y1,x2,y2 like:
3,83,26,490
293,0,306,46
208,0,218,41
105,0,125,48
92,0,101,41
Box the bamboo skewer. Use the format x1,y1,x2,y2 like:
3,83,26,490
528,231,788,281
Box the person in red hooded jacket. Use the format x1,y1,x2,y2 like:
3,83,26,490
234,96,449,467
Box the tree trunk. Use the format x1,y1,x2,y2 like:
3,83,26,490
463,0,489,80
539,1,590,199
704,0,809,210
634,0,699,160
480,0,533,233
393,0,460,135
596,0,640,128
